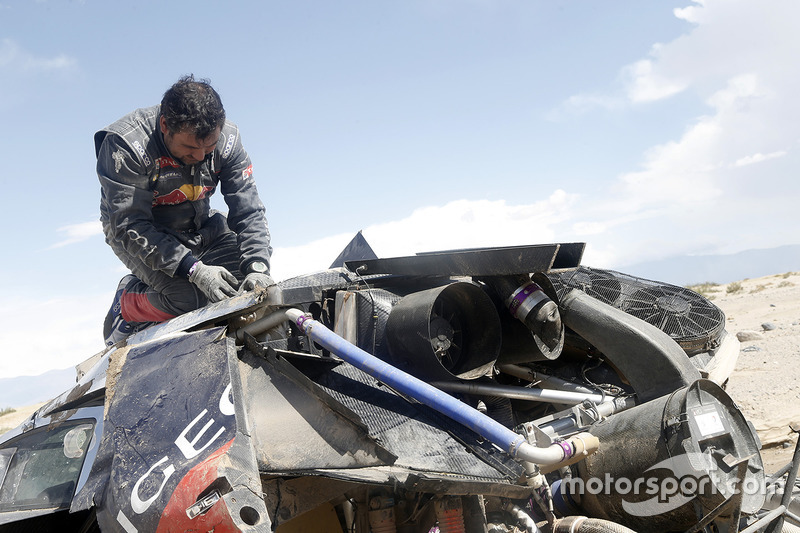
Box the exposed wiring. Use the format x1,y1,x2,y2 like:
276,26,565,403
580,357,626,398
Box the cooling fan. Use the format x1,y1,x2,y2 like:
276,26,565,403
621,284,725,354
429,296,465,373
553,267,623,306
385,282,502,381
546,267,725,355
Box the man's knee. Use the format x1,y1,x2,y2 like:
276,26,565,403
158,280,205,315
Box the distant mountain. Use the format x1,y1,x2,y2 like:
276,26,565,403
615,244,800,286
0,367,76,408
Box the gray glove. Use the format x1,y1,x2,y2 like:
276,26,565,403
238,272,276,294
188,261,239,302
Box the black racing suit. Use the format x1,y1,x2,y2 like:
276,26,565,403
96,105,272,322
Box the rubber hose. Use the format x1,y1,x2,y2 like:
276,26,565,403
502,502,539,533
284,308,593,465
559,289,700,402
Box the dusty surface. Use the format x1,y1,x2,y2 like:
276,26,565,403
0,272,797,473
703,271,800,474
0,402,46,436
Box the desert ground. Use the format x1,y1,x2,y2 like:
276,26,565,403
707,271,800,473
0,271,798,474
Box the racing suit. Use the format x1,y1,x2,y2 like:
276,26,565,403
96,105,272,322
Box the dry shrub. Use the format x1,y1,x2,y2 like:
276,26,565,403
727,281,743,294
687,282,719,297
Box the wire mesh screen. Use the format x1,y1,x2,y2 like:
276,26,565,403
546,266,725,354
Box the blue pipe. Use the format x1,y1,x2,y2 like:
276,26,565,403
284,309,574,465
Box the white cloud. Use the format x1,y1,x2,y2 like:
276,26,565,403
576,64,798,264
617,118,724,211
614,65,794,209
0,293,108,377
49,220,103,249
732,151,787,168
271,192,580,281
0,38,78,111
547,93,623,120
622,56,689,104
673,2,704,24
548,0,800,266
561,0,800,112
0,38,76,72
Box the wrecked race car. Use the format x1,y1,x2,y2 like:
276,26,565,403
0,237,793,532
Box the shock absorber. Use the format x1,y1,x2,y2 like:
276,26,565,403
435,496,466,533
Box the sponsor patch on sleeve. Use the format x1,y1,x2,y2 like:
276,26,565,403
112,150,125,173
222,134,236,159
132,141,152,167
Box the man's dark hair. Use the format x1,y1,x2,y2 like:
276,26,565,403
161,75,226,139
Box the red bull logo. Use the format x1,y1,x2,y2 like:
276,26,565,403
152,184,215,206
157,156,180,169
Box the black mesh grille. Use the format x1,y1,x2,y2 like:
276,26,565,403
309,357,524,481
547,267,725,354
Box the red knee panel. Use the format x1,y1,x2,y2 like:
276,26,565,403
121,290,176,323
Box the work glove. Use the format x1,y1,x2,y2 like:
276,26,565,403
188,261,239,302
238,272,276,294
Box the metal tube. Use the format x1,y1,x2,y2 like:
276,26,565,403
740,505,786,533
429,381,607,405
235,308,291,341
786,509,800,527
767,431,800,533
498,364,598,396
535,397,637,438
768,462,793,484
284,308,593,466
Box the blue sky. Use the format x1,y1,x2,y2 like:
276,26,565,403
1,0,798,379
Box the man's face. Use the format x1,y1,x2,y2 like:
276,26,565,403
160,116,220,166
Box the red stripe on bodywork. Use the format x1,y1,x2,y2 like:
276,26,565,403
156,439,238,533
